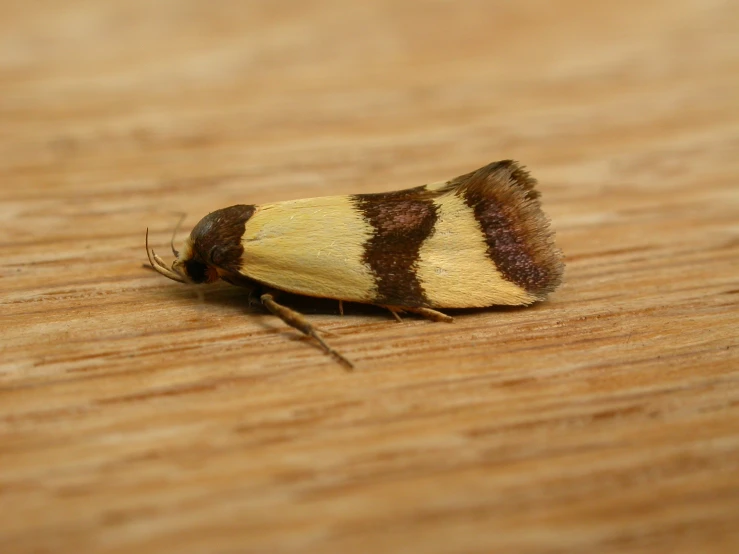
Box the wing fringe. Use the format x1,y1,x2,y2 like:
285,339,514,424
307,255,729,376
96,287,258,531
443,160,564,298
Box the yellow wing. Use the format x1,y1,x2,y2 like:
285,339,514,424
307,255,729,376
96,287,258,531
239,195,379,303
237,161,563,308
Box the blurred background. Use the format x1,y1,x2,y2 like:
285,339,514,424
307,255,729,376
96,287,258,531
2,1,738,553
4,0,735,207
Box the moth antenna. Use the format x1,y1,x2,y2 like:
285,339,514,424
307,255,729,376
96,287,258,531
146,228,187,283
170,212,187,258
151,250,169,270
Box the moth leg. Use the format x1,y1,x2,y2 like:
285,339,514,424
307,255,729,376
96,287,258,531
387,307,404,323
246,288,260,309
405,307,454,323
260,293,353,370
338,300,344,316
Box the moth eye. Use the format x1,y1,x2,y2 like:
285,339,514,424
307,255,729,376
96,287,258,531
183,259,209,284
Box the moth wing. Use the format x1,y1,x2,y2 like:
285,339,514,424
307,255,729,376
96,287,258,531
235,160,563,309
415,161,564,308
237,195,379,302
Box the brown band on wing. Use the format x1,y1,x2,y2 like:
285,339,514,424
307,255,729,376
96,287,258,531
189,204,256,274
461,161,564,297
354,188,438,306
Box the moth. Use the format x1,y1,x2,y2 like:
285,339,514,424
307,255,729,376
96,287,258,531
146,160,564,368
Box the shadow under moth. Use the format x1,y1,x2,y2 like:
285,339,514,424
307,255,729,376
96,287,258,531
146,160,564,368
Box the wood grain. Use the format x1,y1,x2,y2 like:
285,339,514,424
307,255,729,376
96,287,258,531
1,1,738,552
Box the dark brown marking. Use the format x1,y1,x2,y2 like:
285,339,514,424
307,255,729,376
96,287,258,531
183,204,255,283
354,188,438,306
460,161,564,298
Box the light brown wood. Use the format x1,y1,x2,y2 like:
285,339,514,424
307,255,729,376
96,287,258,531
1,1,738,552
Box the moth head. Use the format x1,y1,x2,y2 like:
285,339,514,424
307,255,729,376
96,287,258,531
173,243,221,284
146,205,255,285
145,229,218,285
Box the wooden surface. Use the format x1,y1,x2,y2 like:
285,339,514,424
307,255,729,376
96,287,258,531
1,1,738,552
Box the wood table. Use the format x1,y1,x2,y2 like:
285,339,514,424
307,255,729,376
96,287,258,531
2,1,737,552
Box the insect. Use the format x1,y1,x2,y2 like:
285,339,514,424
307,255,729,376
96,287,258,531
146,160,564,368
